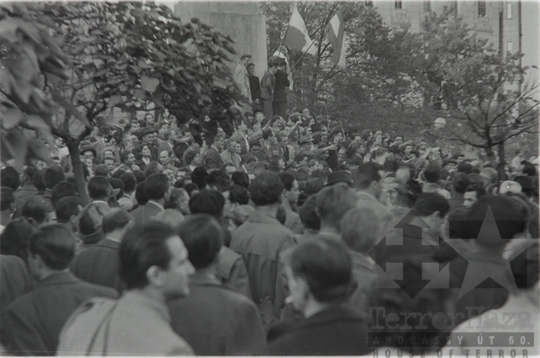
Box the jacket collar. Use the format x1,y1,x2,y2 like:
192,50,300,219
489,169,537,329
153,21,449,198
146,200,164,211
188,271,222,286
248,210,281,225
121,290,170,323
36,271,80,287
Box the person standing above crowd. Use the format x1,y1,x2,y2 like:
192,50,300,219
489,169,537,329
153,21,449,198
234,54,252,104
247,63,261,112
260,59,278,120
273,58,290,118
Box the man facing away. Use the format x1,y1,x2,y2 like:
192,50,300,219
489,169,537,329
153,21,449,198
0,224,117,356
57,222,195,355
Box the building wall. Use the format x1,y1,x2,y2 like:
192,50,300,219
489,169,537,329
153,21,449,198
174,2,267,79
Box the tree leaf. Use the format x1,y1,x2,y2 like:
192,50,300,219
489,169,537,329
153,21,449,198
141,75,160,93
134,88,146,100
2,107,23,129
108,95,123,108
26,138,52,164
1,128,27,170
26,114,54,146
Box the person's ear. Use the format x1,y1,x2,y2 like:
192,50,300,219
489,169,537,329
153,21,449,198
146,266,165,287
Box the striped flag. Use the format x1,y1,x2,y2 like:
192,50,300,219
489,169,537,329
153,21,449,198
326,9,346,68
283,6,316,56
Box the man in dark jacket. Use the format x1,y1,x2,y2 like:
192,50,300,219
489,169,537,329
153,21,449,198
272,58,290,118
71,209,133,293
0,224,117,355
260,59,278,120
168,214,265,355
247,63,262,112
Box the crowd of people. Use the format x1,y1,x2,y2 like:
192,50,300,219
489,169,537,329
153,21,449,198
0,98,539,356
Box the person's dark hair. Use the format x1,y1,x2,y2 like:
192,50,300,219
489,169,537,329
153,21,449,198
465,183,487,198
55,196,81,224
189,190,225,218
413,193,450,218
383,159,399,173
178,214,223,270
43,166,65,190
94,164,110,178
290,238,354,303
22,165,38,183
276,204,287,225
1,166,20,191
29,224,76,270
231,171,249,189
278,172,296,191
184,150,198,167
0,218,34,263
229,185,250,205
250,172,284,206
423,164,441,183
51,181,77,207
457,161,473,174
451,172,470,194
22,196,51,224
341,207,380,254
120,172,137,193
102,208,132,234
120,150,133,163
298,194,320,231
119,222,177,290
0,187,14,211
33,169,47,192
88,176,111,200
205,170,231,193
144,161,162,178
109,178,124,201
133,170,146,183
191,167,208,190
466,195,526,244
316,184,358,231
396,180,422,208
353,162,382,190
184,183,200,197
144,173,169,200
520,160,537,176
135,181,149,205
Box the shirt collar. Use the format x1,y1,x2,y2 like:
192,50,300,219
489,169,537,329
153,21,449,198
147,200,165,211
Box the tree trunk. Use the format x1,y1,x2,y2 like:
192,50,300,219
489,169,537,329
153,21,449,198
496,141,507,181
485,146,497,165
67,139,89,206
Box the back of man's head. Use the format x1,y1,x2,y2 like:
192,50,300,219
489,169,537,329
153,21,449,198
88,176,111,200
179,214,223,270
353,162,381,190
451,172,470,194
144,161,162,177
316,183,358,231
51,181,77,207
43,166,65,190
205,170,231,193
229,185,250,205
298,194,321,231
423,164,441,183
55,196,81,224
231,171,249,188
152,209,185,231
279,172,296,191
413,193,450,218
94,164,110,178
102,208,132,235
341,207,380,254
191,167,208,190
383,159,399,174
250,172,284,206
0,187,14,211
144,173,169,200
33,169,47,192
1,166,21,191
480,167,498,185
22,165,38,183
22,196,52,224
189,190,225,218
120,172,137,194
119,222,177,290
29,224,76,270
457,161,473,174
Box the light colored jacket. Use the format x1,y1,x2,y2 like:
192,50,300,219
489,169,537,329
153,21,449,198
57,290,193,356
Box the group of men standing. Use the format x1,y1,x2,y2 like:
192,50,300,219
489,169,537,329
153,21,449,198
234,54,289,120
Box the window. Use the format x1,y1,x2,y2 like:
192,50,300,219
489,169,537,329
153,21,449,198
507,41,513,53
395,1,402,9
424,1,431,13
506,1,512,19
478,0,486,17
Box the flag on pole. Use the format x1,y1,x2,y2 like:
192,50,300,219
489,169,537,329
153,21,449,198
283,6,317,56
326,9,346,68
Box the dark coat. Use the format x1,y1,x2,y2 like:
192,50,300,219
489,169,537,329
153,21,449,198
203,146,224,169
266,305,372,356
273,69,290,103
249,74,261,102
70,238,124,293
168,273,265,355
0,272,117,356
0,255,31,319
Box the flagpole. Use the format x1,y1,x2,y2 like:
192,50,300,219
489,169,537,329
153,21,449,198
290,40,316,71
